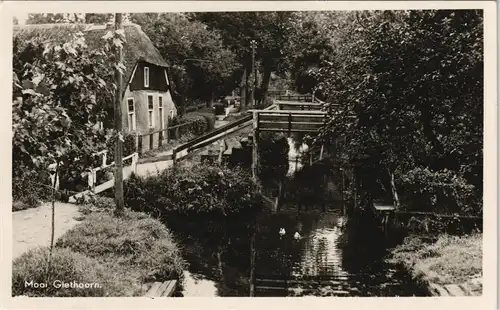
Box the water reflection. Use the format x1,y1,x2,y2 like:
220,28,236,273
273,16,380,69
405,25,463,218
171,208,428,297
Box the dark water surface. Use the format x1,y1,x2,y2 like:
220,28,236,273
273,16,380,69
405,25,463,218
166,205,429,297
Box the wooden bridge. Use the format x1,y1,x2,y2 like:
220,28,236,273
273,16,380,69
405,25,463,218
249,101,328,182
70,97,333,202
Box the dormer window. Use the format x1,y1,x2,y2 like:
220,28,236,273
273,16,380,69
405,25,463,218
144,66,150,88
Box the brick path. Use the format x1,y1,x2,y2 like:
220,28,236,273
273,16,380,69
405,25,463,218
12,202,82,260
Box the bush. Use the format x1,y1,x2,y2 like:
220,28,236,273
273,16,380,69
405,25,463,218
397,167,479,215
123,163,263,218
180,113,207,135
12,247,128,297
56,211,186,284
106,132,137,164
189,111,216,131
12,169,51,211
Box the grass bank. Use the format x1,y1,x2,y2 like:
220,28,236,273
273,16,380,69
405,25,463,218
388,233,482,295
12,198,186,297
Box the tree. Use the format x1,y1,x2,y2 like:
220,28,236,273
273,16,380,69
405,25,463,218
285,11,337,96
193,12,297,105
26,14,65,24
13,25,127,269
85,13,113,24
311,10,483,215
135,13,239,106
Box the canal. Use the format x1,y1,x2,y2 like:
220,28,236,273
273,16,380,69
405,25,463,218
162,137,429,297
164,181,429,297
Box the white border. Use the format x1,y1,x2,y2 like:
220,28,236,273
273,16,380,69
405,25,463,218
1,2,497,310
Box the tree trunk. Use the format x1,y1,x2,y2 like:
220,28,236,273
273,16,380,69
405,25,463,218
114,13,125,217
259,65,272,106
245,66,250,107
216,244,224,279
387,166,401,209
47,161,59,279
274,179,284,212
240,67,247,111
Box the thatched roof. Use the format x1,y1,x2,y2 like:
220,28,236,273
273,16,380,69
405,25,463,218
13,23,168,86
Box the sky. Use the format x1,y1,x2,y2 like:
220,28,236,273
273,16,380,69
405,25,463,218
14,13,28,25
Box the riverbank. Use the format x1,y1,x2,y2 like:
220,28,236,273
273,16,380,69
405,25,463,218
388,233,482,296
12,198,185,297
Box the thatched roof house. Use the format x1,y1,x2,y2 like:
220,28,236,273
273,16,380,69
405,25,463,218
14,23,178,153
14,23,169,91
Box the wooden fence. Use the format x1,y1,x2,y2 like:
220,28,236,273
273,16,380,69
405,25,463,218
172,114,253,162
255,110,327,134
88,152,138,192
275,101,324,111
171,103,278,164
274,94,313,102
137,122,194,154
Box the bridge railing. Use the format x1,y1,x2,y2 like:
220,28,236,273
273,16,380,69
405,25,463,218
87,152,139,192
171,103,278,163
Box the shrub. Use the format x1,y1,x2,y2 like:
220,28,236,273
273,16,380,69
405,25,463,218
180,113,207,135
397,167,479,215
12,169,51,211
12,247,129,297
56,211,186,283
123,163,263,218
185,111,216,131
106,132,137,164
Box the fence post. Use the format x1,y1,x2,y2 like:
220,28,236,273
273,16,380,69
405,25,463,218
138,135,143,155
132,153,138,174
87,169,94,192
172,148,177,167
319,145,324,161
135,132,139,154
102,151,107,167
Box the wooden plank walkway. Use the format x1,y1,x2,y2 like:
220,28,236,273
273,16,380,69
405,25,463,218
143,280,177,297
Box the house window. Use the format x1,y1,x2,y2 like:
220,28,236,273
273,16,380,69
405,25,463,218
148,95,154,128
159,96,164,129
169,109,174,120
127,98,136,131
144,66,150,88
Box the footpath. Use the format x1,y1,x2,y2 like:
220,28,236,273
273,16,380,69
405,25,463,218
13,118,239,260
12,202,82,260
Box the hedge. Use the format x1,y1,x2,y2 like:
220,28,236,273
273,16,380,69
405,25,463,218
13,206,187,297
123,163,263,218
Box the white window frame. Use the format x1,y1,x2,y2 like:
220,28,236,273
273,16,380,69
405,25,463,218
147,94,155,128
159,96,164,129
144,66,150,88
127,98,136,131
